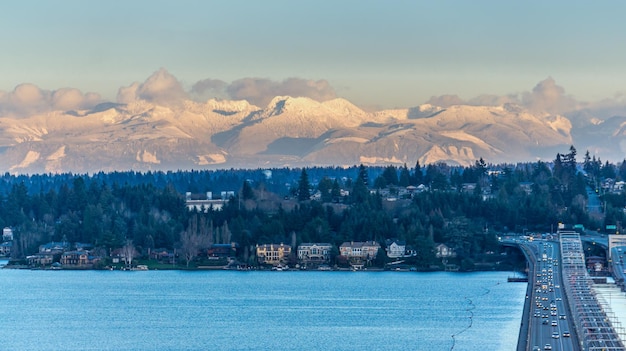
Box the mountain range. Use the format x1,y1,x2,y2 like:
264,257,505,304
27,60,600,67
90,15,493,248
0,95,623,174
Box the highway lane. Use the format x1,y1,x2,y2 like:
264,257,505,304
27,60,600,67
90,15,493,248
508,232,626,350
527,240,578,351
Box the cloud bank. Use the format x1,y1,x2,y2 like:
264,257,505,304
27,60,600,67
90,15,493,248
225,77,337,107
117,69,337,108
3,69,625,120
0,84,101,118
426,77,582,115
117,68,187,106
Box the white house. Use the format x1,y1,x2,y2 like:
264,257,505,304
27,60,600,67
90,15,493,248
435,244,456,258
2,227,13,241
385,239,406,258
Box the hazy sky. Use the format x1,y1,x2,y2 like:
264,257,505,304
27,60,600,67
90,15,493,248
2,0,626,109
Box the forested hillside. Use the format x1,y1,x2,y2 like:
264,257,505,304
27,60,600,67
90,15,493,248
2,146,625,270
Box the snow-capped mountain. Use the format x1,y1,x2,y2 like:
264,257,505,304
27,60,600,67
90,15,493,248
0,95,615,174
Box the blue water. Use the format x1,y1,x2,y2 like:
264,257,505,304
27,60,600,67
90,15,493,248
0,267,525,351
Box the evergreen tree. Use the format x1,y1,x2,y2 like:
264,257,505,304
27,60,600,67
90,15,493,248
351,170,370,204
601,161,616,179
619,160,626,181
399,164,411,187
242,180,254,200
297,169,311,201
382,165,399,186
412,160,423,185
317,177,333,202
357,164,369,187
583,150,592,174
331,179,341,201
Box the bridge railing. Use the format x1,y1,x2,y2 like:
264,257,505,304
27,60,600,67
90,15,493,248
560,231,626,351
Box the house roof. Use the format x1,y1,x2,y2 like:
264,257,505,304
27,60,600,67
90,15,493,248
339,241,380,248
385,239,406,246
40,241,69,250
299,243,333,247
257,244,291,250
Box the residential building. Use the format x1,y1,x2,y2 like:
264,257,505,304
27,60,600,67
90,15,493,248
436,244,456,258
0,241,12,256
185,193,227,211
519,182,534,195
2,227,13,241
149,248,176,264
60,251,89,266
339,241,381,265
256,243,291,266
297,243,333,265
461,183,477,193
27,253,54,266
39,241,69,254
207,243,238,258
385,239,406,259
74,242,93,251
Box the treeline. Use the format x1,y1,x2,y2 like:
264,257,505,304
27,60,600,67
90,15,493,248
2,146,626,269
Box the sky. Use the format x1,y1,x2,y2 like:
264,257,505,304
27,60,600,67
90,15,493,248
2,0,626,110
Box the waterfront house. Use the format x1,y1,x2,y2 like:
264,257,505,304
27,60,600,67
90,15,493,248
339,241,381,267
149,248,176,264
207,243,238,258
297,243,333,266
256,243,291,266
2,227,13,241
385,239,406,259
435,244,456,258
0,241,12,256
110,247,138,265
61,251,88,265
27,253,54,266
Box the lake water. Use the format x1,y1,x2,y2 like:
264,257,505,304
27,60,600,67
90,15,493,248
0,264,525,351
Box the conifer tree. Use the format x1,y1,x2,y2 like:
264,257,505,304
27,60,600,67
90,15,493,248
297,169,311,201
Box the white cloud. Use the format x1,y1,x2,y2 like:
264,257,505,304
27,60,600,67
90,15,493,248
116,82,140,104
425,78,580,115
137,68,186,104
116,68,186,106
425,94,466,107
225,77,337,107
190,78,228,100
522,77,578,114
0,83,101,117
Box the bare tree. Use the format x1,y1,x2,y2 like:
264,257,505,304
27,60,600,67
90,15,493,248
220,221,231,244
180,215,211,267
121,239,137,269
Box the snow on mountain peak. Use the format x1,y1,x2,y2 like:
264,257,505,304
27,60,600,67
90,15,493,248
205,98,257,114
